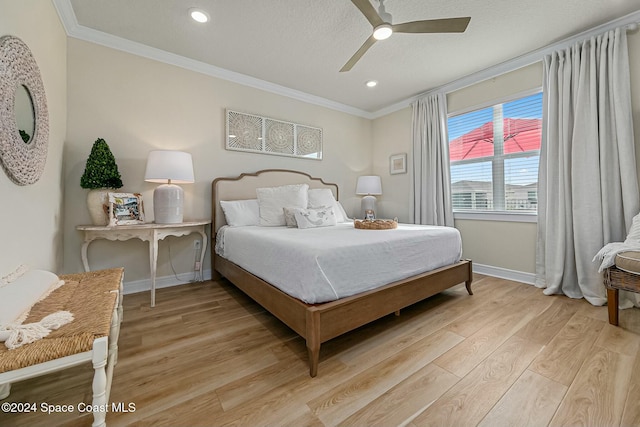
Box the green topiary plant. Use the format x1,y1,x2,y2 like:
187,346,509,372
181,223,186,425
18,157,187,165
80,138,123,189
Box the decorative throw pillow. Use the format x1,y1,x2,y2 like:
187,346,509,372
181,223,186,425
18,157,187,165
256,184,309,226
625,212,640,243
294,206,337,229
220,199,260,227
308,188,347,222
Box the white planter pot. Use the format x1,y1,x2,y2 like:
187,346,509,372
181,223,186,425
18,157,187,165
86,189,111,225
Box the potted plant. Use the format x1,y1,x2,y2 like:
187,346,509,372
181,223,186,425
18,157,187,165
80,138,123,225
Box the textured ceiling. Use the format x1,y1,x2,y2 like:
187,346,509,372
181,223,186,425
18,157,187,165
64,0,640,114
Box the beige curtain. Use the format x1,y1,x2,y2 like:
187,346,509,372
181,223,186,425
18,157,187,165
411,93,453,227
536,27,640,305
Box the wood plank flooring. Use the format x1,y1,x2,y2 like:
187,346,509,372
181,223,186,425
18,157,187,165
2,274,640,427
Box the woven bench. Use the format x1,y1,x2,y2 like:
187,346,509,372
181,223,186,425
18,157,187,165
0,268,124,427
604,251,640,325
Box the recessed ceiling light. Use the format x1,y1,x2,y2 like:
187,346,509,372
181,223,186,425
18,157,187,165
189,8,210,23
366,80,378,88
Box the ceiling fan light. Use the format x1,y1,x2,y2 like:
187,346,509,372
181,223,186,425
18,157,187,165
373,24,392,40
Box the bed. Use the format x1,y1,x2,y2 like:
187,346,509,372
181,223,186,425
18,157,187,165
211,169,472,377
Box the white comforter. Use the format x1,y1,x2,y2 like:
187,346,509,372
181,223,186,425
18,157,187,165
216,222,463,303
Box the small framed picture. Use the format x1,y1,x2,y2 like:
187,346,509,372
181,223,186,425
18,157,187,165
390,153,407,175
365,209,375,220
108,192,145,226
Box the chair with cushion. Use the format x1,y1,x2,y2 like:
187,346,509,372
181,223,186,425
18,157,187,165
604,251,640,325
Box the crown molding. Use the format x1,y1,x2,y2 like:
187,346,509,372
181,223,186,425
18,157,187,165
53,0,640,121
51,0,375,120
368,9,640,119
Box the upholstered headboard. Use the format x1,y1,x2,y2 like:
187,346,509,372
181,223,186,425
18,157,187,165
211,169,339,233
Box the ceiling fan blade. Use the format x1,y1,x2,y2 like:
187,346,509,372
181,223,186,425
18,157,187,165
340,35,377,72
393,17,471,33
350,0,384,27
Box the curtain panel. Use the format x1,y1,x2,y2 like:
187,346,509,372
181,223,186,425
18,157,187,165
411,93,454,227
536,27,640,305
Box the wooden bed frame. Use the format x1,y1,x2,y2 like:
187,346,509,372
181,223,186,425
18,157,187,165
211,169,472,377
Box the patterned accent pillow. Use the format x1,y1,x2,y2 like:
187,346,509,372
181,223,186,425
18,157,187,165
293,206,337,229
308,188,347,222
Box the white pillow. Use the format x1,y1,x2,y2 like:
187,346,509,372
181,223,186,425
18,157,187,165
336,201,350,222
625,212,640,243
257,184,309,226
220,199,260,227
0,269,62,341
294,206,337,229
308,188,348,222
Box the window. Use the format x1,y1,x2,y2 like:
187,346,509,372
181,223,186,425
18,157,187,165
448,92,542,213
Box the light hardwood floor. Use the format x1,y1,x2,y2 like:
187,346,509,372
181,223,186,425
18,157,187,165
2,274,640,426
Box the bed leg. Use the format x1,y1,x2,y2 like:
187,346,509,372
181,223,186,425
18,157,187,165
306,310,321,377
307,345,320,378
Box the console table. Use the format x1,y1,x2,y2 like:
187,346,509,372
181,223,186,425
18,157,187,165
76,220,210,307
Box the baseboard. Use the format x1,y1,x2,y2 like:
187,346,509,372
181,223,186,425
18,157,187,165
472,263,536,285
123,269,213,295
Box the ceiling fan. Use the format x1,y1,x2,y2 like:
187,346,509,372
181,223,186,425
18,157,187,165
341,0,471,72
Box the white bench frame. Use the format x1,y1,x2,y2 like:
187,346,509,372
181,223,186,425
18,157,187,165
0,275,123,427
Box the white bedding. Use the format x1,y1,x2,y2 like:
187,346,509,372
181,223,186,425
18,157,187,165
216,222,463,304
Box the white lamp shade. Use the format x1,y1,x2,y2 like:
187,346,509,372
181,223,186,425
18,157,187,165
144,150,194,184
356,175,382,195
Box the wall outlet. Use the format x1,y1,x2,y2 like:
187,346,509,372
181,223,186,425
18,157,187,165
194,261,201,270
194,240,201,249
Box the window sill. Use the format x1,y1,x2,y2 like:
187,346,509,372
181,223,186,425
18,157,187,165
453,211,537,223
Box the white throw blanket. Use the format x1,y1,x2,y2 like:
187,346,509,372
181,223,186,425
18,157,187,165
593,242,640,273
2,311,74,349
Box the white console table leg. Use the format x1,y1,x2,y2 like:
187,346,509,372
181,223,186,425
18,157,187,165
198,228,208,281
149,231,158,307
81,240,91,272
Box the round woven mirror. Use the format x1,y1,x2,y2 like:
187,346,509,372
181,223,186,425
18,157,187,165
0,35,49,185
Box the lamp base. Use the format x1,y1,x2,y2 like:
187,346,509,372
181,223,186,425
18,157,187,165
360,195,377,219
153,184,184,224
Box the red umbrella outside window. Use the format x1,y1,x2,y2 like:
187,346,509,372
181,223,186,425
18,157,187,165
449,118,541,161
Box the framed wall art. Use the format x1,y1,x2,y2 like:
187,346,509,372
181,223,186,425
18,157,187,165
226,110,322,160
108,192,145,225
390,153,407,175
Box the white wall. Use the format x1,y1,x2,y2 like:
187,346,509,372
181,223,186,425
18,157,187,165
0,0,67,275
372,107,413,221
63,39,373,286
374,29,640,275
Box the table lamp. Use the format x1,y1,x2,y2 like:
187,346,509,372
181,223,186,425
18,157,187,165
356,175,382,219
144,150,194,224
